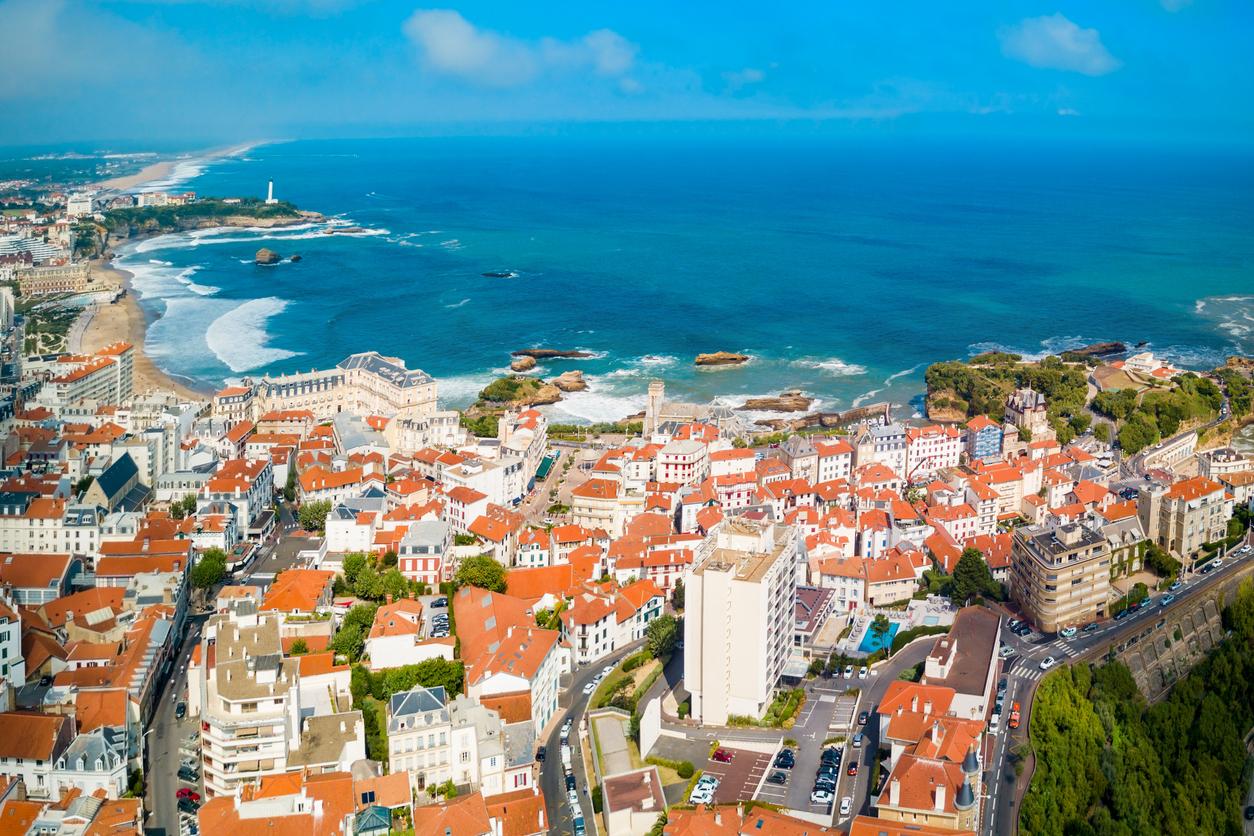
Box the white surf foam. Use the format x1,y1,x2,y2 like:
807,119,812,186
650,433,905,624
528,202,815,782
791,357,868,376
205,297,301,373
545,389,648,424
444,298,471,309
436,372,498,409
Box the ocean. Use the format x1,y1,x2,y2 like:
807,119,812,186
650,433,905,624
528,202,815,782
115,136,1254,424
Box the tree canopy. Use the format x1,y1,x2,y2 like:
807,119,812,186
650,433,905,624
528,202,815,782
190,547,227,589
951,547,1001,603
645,614,679,658
454,555,507,593
298,500,332,532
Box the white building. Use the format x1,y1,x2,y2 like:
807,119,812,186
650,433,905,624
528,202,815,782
683,518,799,725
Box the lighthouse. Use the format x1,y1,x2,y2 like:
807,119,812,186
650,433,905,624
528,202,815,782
265,179,277,205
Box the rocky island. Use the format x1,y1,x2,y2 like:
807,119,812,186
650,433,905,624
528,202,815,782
255,248,282,265
695,351,751,366
512,348,594,360
741,390,812,412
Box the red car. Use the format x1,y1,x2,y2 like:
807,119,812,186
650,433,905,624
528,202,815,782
176,789,201,802
1009,701,1022,730
712,748,734,763
847,763,859,776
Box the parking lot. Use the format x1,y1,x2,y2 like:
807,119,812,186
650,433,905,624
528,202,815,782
418,593,450,638
701,747,774,805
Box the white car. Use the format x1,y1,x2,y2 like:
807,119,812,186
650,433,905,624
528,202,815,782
811,789,835,805
1039,656,1058,671
839,797,852,816
1059,626,1077,638
858,666,868,679
999,646,1016,659
582,682,596,695
601,665,615,676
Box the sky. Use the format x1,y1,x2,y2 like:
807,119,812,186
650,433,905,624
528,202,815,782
1,0,1251,147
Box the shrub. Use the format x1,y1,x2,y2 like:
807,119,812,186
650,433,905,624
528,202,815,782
677,761,694,779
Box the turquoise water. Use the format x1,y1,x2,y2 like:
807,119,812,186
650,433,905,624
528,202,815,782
118,137,1254,421
858,621,901,654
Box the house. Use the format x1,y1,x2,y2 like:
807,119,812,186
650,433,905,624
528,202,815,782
365,596,454,670
602,767,666,836
0,552,79,604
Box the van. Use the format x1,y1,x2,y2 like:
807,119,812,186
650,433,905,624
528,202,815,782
989,713,1000,733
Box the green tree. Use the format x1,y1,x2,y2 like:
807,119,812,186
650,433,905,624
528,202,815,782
1093,422,1111,444
171,494,198,520
381,569,409,601
289,638,309,655
331,624,365,661
298,500,332,532
670,578,685,611
868,614,892,653
951,547,1000,604
342,552,369,586
353,567,383,601
645,613,679,658
454,555,508,592
191,549,227,589
283,467,297,502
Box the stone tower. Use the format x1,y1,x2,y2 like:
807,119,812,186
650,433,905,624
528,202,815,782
645,380,665,436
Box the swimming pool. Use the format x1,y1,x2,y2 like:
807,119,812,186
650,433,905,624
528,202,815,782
857,620,901,654
923,615,940,626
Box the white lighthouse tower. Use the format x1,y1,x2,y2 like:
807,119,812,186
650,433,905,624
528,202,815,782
265,179,277,205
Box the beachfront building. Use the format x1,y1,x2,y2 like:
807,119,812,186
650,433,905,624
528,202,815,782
15,262,101,296
1010,521,1111,632
255,352,435,420
32,343,135,411
683,518,799,725
1137,476,1234,560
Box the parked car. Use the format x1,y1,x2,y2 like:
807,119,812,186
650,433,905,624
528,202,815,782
712,748,734,763
175,701,186,719
858,666,868,679
565,775,576,792
1114,609,1132,621
431,597,448,607
766,771,787,785
839,797,853,816
810,789,835,805
1169,581,1182,592
852,732,864,748
1082,622,1100,634
990,713,1000,733
601,664,615,676
820,748,841,764
177,766,199,783
175,789,200,802
857,710,869,725
177,798,200,815
774,749,795,769
535,746,546,762
1059,626,1077,638
1160,593,1177,606
843,665,854,678
581,682,595,695
1007,618,1021,630
998,645,1016,659
1039,656,1058,671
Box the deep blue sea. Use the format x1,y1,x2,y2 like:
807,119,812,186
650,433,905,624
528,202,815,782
117,137,1254,423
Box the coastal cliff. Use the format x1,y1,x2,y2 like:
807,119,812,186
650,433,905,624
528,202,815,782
102,198,316,244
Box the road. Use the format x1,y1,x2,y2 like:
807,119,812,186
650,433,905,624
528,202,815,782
147,516,313,834
538,642,644,835
990,540,1254,835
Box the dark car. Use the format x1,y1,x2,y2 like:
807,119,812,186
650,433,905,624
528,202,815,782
566,775,576,792
432,597,448,607
1082,622,1100,634
175,701,186,719
1244,805,1254,821
847,763,859,776
767,771,787,785
177,798,200,815
774,750,795,769
821,746,841,760
178,765,199,782
536,746,546,762
712,748,734,763
857,711,869,725
1114,609,1131,621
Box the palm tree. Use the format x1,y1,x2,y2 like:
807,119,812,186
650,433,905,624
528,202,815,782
869,614,893,656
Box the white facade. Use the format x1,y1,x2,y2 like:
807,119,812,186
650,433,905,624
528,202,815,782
684,519,799,725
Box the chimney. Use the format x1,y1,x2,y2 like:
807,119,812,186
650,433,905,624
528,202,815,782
713,811,721,825
935,784,946,811
890,779,900,806
386,593,393,605
923,699,932,715
911,694,918,712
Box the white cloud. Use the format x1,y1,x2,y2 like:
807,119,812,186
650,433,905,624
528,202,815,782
403,9,637,88
999,14,1121,76
722,67,765,92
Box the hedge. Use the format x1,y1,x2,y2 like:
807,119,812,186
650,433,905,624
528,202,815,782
891,624,951,654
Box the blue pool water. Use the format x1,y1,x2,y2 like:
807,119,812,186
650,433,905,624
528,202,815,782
858,621,901,654
923,615,940,626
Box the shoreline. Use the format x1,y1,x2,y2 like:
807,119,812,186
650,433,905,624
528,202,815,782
81,257,213,401
92,141,263,192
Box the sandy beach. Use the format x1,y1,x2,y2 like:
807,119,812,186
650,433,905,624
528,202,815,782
79,259,211,401
95,160,177,192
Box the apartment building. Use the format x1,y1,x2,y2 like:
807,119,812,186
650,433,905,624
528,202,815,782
1137,476,1234,561
1010,521,1111,632
683,518,798,725
255,352,438,421
905,425,962,482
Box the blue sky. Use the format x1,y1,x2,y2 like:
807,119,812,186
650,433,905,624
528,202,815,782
1,0,1251,146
